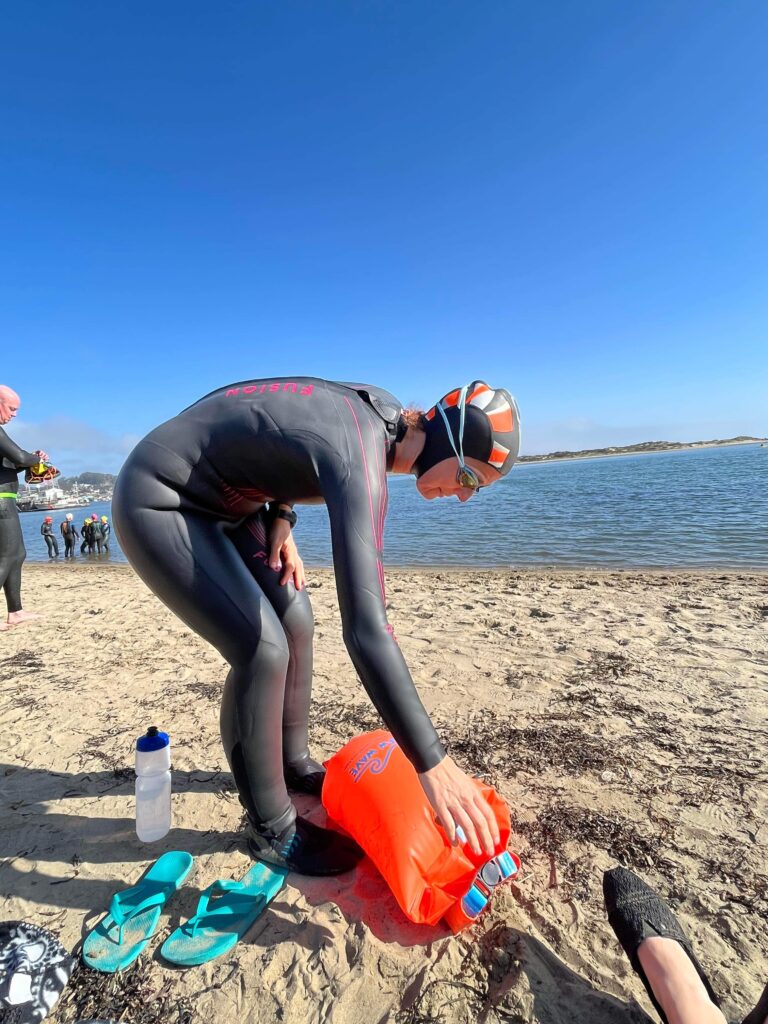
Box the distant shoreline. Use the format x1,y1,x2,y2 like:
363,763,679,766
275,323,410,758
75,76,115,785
519,436,766,465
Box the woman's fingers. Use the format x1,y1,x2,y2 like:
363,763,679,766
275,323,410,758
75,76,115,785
466,799,496,857
474,793,501,849
419,756,502,859
293,557,306,590
433,802,456,844
451,803,482,856
279,556,294,586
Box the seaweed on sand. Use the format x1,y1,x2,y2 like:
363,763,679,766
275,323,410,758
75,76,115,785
437,710,630,783
53,959,195,1024
312,697,382,737
0,649,46,672
516,803,675,867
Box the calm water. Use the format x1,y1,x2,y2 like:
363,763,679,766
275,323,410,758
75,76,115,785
20,444,768,568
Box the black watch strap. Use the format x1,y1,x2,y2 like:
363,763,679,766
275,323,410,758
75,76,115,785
276,508,298,527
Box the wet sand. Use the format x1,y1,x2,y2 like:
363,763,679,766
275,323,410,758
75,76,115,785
1,563,766,1023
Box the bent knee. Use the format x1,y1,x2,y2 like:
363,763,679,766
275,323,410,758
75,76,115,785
234,633,290,675
281,603,314,647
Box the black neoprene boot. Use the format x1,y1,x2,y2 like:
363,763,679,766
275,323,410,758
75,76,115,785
603,866,721,1024
742,983,768,1024
284,754,326,797
248,814,363,876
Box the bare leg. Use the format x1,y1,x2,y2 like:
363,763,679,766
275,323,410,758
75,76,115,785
638,938,726,1024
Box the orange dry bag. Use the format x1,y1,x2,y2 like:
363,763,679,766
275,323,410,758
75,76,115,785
322,730,520,932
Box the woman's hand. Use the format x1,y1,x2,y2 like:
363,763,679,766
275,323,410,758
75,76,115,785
269,518,306,589
419,755,500,857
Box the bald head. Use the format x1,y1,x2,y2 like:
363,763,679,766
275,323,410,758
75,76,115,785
0,386,21,426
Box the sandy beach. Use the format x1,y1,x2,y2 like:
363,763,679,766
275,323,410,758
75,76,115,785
1,562,766,1024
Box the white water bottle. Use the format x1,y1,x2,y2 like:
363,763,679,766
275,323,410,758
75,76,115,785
135,726,171,842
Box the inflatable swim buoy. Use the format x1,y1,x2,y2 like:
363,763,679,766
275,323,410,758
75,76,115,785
322,730,519,931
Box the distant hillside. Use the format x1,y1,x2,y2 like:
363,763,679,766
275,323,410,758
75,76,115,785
57,472,117,491
519,436,766,464
48,438,767,485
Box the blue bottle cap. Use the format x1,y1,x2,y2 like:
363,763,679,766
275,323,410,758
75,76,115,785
136,726,170,752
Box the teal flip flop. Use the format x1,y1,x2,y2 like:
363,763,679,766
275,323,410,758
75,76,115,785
82,851,193,973
160,862,288,967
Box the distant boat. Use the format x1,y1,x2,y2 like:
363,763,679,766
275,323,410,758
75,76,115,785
16,496,92,512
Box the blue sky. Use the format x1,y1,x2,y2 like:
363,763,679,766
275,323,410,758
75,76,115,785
2,1,766,473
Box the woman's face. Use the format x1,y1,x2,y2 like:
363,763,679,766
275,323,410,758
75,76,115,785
416,457,500,501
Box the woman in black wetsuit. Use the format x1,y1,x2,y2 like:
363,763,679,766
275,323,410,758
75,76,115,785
113,377,520,875
0,385,49,631
40,517,59,557
60,514,79,557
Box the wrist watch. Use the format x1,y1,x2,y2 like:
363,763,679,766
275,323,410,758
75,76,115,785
276,508,298,527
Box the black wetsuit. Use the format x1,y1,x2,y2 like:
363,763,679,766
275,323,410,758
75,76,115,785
91,520,103,553
113,377,445,872
0,427,38,614
60,520,78,557
80,522,91,553
100,521,110,550
40,521,59,557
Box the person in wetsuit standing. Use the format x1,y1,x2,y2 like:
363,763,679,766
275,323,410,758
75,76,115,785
113,377,520,875
89,514,103,554
60,514,79,557
0,385,49,631
41,517,59,557
100,516,111,551
80,517,92,554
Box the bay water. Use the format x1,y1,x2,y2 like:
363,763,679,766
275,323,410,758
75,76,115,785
19,443,768,569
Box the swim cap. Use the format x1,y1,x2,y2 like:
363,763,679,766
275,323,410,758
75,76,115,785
45,516,53,522
414,381,521,479
101,515,108,522
66,513,73,520
91,513,98,520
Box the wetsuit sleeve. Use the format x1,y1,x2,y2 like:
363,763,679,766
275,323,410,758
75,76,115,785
0,427,38,469
319,452,446,774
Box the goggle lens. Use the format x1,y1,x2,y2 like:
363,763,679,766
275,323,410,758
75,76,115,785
457,465,482,491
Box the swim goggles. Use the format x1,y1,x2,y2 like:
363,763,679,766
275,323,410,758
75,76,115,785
461,850,519,918
435,384,483,493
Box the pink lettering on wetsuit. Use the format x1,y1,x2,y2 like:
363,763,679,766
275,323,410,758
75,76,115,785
226,383,314,398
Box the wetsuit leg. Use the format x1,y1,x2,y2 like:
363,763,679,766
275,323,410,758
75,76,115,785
113,462,361,875
44,535,56,557
0,503,26,614
113,476,296,833
228,512,324,794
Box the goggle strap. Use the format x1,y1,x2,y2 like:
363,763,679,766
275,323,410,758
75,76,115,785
436,383,471,467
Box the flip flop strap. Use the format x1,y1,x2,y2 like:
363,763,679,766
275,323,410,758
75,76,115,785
109,882,174,944
189,879,257,938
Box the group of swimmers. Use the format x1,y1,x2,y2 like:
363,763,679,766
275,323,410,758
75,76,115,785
39,513,111,558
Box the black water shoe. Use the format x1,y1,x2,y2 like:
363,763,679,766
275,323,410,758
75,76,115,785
284,756,326,797
248,815,363,876
742,982,768,1024
603,866,721,1024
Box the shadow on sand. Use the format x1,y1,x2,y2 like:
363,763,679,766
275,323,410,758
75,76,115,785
1,762,653,1022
